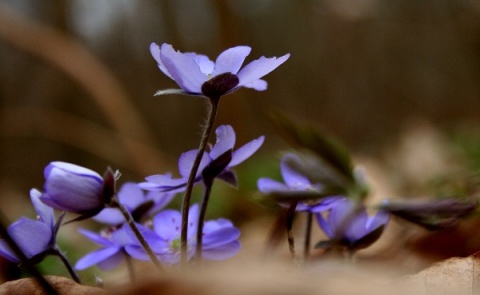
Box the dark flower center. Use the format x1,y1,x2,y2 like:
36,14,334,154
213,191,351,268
201,73,239,98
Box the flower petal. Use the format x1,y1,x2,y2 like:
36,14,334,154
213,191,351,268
243,79,267,91
92,208,124,225
202,241,241,260
75,247,121,270
229,136,264,167
212,46,251,76
159,43,207,93
257,178,289,193
8,219,52,258
280,153,312,190
97,251,125,271
202,227,240,249
0,240,19,263
78,229,113,247
30,188,54,228
178,150,211,179
236,53,290,88
209,125,236,160
153,210,182,241
185,53,214,75
150,42,174,79
117,182,145,210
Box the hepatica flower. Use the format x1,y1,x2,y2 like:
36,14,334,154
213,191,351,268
258,153,341,212
316,198,389,251
125,204,241,264
140,125,264,192
39,161,114,216
0,189,59,264
93,182,175,225
150,43,290,97
75,226,132,271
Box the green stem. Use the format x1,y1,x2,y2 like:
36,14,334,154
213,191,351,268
303,212,313,261
51,247,81,284
113,198,164,272
180,97,219,264
196,182,213,262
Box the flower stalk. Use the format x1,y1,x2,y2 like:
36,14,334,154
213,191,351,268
111,198,164,272
180,96,220,264
50,247,81,284
303,211,313,260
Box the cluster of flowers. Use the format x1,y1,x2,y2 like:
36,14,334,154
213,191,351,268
258,153,390,253
0,122,262,271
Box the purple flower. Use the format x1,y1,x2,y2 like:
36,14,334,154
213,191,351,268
93,182,175,225
125,204,241,264
258,153,341,212
75,225,133,271
39,162,107,215
316,198,389,251
0,189,57,263
150,43,290,97
139,125,264,192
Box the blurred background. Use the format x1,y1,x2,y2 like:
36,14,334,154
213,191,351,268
2,0,480,283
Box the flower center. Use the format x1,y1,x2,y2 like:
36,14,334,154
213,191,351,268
201,72,239,98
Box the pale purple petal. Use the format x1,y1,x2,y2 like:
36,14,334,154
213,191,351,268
202,241,241,260
150,42,173,79
281,153,312,190
236,53,290,87
153,210,182,241
147,191,176,214
92,208,124,225
141,174,187,191
203,219,233,233
209,125,236,160
159,43,207,93
185,53,214,75
365,210,390,233
78,229,113,247
212,46,251,76
344,210,369,241
30,189,54,228
203,227,240,249
178,150,211,179
96,251,125,270
75,247,121,270
316,213,334,238
8,219,52,258
243,79,267,91
117,182,145,210
43,162,103,212
229,136,264,167
0,240,19,262
257,178,289,193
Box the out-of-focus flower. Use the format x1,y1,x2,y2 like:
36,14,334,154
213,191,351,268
139,125,264,192
258,153,342,212
0,189,58,263
125,204,240,264
93,182,175,225
39,162,113,215
150,43,290,97
75,226,132,271
315,198,389,251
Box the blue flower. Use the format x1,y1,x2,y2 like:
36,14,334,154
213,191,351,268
75,225,133,271
139,125,264,192
0,189,58,263
258,153,342,212
125,204,241,264
316,198,389,251
39,162,107,215
150,43,290,97
93,182,175,225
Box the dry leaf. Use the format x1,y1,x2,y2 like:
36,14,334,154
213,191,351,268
398,252,480,295
0,276,106,295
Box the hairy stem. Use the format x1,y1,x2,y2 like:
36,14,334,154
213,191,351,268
113,198,164,272
181,97,220,264
51,248,81,284
303,212,313,260
125,251,135,282
196,183,213,261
